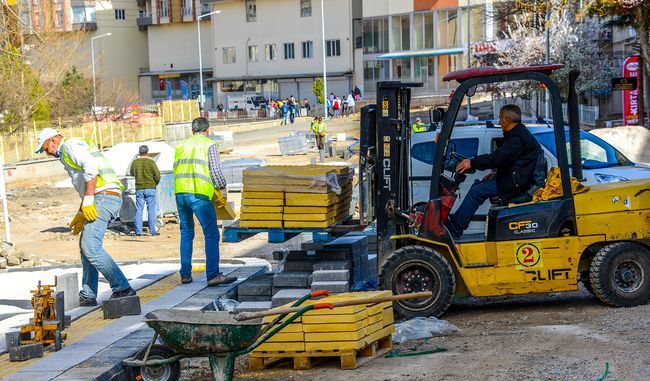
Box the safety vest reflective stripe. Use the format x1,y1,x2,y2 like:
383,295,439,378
173,158,210,167
61,138,123,191
173,134,215,198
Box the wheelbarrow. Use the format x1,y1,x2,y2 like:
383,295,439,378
123,290,432,381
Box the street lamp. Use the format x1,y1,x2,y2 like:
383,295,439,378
320,0,328,120
197,10,221,110
91,32,112,114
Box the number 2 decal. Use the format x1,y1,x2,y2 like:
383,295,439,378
515,242,542,269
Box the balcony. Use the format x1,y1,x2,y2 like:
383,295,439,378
137,15,152,30
72,21,97,31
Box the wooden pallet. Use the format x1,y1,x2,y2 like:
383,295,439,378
249,334,393,371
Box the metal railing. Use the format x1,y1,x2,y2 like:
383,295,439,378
493,97,600,126
207,108,321,125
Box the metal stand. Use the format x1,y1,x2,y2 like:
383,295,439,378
209,353,236,381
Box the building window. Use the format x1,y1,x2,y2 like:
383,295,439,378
437,10,459,49
246,0,256,22
247,45,258,62
460,5,485,44
362,17,389,54
413,12,434,50
159,0,168,18
223,47,236,64
300,0,311,17
391,14,410,51
302,41,313,58
114,8,126,20
265,44,277,61
284,43,295,59
326,39,341,57
182,0,192,16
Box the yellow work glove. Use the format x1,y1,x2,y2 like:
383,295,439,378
68,212,85,236
213,191,227,209
81,195,98,221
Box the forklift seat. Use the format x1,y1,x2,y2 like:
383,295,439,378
490,150,548,206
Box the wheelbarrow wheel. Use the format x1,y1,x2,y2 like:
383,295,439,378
132,344,180,381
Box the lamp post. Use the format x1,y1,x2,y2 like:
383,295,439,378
197,10,221,110
91,32,112,114
320,0,328,120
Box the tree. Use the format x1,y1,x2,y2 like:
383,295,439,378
92,77,141,122
313,77,324,104
49,66,93,122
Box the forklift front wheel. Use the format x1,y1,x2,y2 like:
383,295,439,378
590,242,650,307
379,246,456,319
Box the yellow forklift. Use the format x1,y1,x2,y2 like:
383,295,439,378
359,65,650,318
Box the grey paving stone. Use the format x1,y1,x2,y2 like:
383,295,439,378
284,260,317,272
9,343,43,361
313,260,352,271
234,301,272,312
271,288,311,308
238,294,271,302
312,270,350,282
55,272,80,311
273,271,311,287
311,281,349,294
314,249,351,260
5,331,21,349
102,295,141,319
238,278,273,296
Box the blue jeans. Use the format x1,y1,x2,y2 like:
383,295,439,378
447,177,498,238
79,194,131,299
135,188,157,235
175,193,220,280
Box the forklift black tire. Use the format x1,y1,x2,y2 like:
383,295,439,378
131,345,180,381
589,242,650,307
579,271,594,295
379,245,455,319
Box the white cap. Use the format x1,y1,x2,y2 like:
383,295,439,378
35,128,60,153
415,117,422,122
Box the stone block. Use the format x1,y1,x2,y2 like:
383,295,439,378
312,270,350,282
9,343,43,361
271,288,311,308
5,331,21,349
20,260,34,268
6,256,21,266
102,295,141,319
310,281,349,294
273,272,311,288
54,291,65,329
56,272,80,311
64,314,71,327
313,260,352,271
238,278,273,296
238,294,271,302
284,260,316,272
0,257,6,269
234,301,272,312
300,241,325,251
273,250,312,261
314,249,350,260
2,241,16,257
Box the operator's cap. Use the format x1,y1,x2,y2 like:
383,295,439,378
415,117,422,122
35,128,60,153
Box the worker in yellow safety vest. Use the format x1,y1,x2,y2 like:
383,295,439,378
173,117,237,287
412,117,428,133
35,128,134,307
311,116,327,150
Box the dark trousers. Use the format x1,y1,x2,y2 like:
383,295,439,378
447,178,498,238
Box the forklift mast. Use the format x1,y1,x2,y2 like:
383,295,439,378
361,81,422,263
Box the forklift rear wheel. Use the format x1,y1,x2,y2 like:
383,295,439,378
590,242,650,307
379,245,456,319
579,271,594,295
131,345,180,381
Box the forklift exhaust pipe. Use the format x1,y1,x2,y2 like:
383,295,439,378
568,69,584,181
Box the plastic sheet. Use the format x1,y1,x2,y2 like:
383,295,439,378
212,299,240,312
392,317,459,344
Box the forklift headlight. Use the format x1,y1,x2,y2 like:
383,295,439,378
594,173,629,183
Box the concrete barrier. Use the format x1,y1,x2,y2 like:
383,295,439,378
4,158,68,187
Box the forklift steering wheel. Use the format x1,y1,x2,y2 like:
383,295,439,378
451,152,476,174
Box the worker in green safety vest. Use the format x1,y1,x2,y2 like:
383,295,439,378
311,116,327,150
173,117,237,287
412,117,428,133
35,128,135,307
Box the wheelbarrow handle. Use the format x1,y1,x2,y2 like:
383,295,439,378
257,290,331,337
234,291,433,321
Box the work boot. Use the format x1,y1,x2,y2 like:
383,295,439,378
109,287,136,299
181,275,193,284
207,273,238,287
79,295,97,307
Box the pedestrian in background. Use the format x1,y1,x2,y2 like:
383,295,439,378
36,128,135,306
282,99,290,125
346,92,356,116
303,98,311,116
173,117,237,286
130,144,161,237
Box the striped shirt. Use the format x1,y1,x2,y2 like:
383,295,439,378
208,144,227,190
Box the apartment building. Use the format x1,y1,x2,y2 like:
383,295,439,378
136,0,215,103
18,0,149,94
361,0,511,97
205,0,363,110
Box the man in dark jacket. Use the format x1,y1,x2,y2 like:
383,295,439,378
446,105,541,239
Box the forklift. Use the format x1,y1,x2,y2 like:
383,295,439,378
359,64,650,318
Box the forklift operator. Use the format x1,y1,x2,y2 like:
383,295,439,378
446,104,542,240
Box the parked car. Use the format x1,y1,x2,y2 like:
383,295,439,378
411,122,650,234
227,95,268,111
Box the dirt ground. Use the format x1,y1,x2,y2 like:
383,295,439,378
6,115,650,380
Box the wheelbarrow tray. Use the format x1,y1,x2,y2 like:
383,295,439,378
144,309,263,355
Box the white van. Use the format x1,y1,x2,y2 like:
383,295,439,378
227,95,268,111
410,122,650,234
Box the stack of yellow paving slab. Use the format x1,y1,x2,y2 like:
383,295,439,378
250,291,395,370
240,165,353,229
